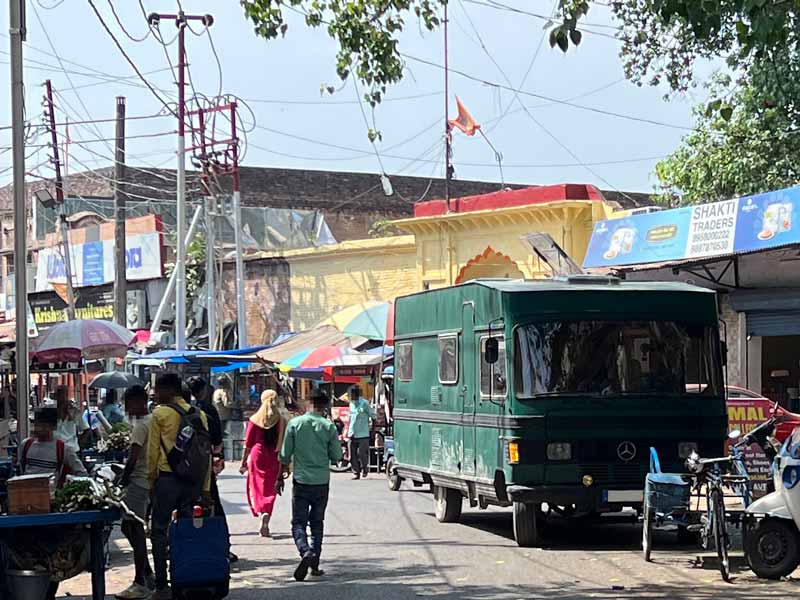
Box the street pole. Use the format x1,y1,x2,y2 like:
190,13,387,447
45,80,76,320
175,18,187,350
231,102,247,349
113,96,127,327
205,196,217,351
148,11,213,350
10,0,29,439
444,2,452,211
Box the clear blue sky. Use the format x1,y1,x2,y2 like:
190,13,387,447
0,0,710,195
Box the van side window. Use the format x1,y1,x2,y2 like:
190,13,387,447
397,342,413,381
480,336,507,397
438,335,459,385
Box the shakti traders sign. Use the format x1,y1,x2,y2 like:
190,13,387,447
583,186,800,268
34,214,164,292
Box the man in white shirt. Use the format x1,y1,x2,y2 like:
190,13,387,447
54,386,89,453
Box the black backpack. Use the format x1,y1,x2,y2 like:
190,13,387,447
162,403,212,485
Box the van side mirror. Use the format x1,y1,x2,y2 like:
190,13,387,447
485,337,499,364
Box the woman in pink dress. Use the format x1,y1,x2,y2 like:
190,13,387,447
239,389,286,537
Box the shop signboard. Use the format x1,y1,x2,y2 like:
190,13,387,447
28,286,115,331
584,185,800,268
34,215,164,292
727,397,774,497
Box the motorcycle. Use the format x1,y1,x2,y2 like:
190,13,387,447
744,419,800,579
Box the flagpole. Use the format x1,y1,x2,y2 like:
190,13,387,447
444,2,452,212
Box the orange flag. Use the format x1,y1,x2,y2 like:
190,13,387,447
51,282,70,305
448,96,481,136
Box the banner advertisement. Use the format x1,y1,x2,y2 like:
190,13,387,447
584,185,800,268
727,397,774,497
35,231,163,292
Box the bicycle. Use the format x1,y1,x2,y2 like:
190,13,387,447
644,439,750,582
685,442,750,582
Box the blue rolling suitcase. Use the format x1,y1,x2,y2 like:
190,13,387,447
169,514,230,599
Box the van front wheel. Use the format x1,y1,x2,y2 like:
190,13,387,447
433,485,462,523
513,501,543,547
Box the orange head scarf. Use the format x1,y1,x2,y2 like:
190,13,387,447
250,389,280,430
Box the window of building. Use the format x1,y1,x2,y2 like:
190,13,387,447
480,336,507,397
396,342,413,381
438,334,458,384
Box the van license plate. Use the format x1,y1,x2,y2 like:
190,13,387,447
603,490,644,503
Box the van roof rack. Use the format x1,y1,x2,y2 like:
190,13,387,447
554,274,621,285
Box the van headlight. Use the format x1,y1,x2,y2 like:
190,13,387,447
547,442,572,461
678,442,698,459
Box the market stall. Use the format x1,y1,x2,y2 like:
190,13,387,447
0,319,134,600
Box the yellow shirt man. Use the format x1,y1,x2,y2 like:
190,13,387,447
147,396,211,492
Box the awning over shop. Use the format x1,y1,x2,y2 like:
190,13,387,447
583,185,800,271
256,325,365,364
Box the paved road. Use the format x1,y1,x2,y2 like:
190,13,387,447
59,468,799,598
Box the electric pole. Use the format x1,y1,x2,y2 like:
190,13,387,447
147,10,213,350
45,80,76,320
231,102,247,349
10,0,29,438
444,2,453,211
113,96,127,327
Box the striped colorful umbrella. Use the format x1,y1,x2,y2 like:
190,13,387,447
277,345,347,373
321,301,394,342
32,319,135,363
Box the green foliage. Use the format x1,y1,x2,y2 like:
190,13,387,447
240,0,444,105
368,218,402,237
555,0,800,94
655,54,800,204
165,234,207,299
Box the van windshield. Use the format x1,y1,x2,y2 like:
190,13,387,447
514,320,721,398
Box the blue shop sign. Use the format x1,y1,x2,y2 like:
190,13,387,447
583,186,800,268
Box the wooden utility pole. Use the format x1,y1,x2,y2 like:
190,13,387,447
113,96,127,327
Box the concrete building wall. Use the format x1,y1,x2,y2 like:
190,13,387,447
279,236,418,331
719,294,746,388
221,258,291,347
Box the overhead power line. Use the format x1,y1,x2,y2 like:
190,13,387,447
401,53,693,131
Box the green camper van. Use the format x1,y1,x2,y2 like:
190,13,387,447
391,276,727,546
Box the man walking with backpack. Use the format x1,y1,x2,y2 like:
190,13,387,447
147,373,212,600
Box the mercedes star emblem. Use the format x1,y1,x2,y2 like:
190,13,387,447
617,441,636,462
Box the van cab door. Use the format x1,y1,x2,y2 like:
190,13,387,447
460,301,477,477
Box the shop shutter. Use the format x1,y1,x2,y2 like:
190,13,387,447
746,311,800,336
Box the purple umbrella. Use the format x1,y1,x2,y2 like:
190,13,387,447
32,319,135,363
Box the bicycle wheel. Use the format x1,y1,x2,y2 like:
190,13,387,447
711,488,731,582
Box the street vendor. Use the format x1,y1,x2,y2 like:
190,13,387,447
54,386,90,452
19,406,87,482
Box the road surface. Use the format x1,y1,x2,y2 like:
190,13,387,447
58,468,798,598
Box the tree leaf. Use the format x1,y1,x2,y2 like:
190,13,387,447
569,29,582,46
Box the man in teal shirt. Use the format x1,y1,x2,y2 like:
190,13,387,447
347,386,376,479
278,390,342,581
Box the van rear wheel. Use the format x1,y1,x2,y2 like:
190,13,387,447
433,485,462,523
513,501,543,547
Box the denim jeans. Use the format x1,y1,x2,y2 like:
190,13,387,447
291,481,330,561
151,474,202,590
350,437,370,475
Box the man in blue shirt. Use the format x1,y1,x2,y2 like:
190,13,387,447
347,386,376,480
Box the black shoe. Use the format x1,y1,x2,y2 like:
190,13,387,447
228,552,239,563
311,568,325,577
362,471,368,478
352,474,360,480
294,551,316,582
